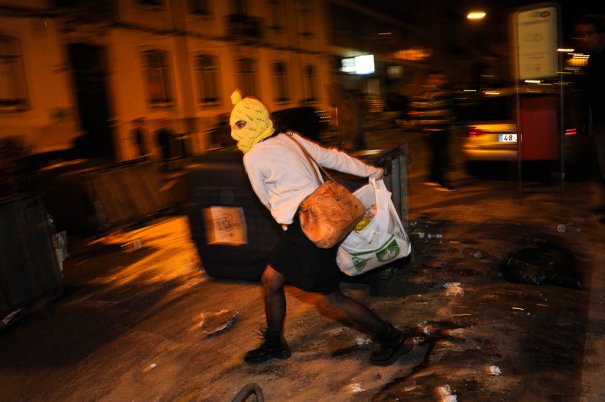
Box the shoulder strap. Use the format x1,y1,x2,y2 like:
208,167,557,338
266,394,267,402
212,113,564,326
284,132,334,183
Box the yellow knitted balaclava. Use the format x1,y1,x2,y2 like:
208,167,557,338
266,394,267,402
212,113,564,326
229,90,274,154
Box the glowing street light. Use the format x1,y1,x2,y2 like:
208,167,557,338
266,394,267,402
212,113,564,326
467,11,486,20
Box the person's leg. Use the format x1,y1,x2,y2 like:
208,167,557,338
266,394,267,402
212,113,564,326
244,265,291,364
262,265,287,333
427,131,442,183
593,123,605,184
323,290,411,365
323,289,386,333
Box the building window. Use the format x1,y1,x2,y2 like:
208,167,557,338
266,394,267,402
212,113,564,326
195,54,220,104
267,0,285,32
189,0,210,15
142,50,173,106
237,58,256,97
303,65,318,103
232,0,248,15
272,62,289,103
137,0,162,6
297,2,315,38
0,36,28,110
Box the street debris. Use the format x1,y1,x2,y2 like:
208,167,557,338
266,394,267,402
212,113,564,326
500,239,582,288
436,384,457,402
444,282,464,296
343,383,365,393
1,308,23,328
487,365,502,376
142,363,157,373
231,383,264,402
121,238,143,251
356,336,372,346
197,309,239,337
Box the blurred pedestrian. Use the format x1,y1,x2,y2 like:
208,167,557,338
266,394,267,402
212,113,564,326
408,70,456,191
209,113,232,148
229,89,411,366
155,118,173,172
328,83,366,151
572,15,605,223
131,117,148,159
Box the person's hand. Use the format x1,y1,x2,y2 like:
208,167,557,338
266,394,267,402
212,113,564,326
369,167,384,180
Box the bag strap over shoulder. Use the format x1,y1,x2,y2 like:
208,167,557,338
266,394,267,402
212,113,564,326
284,131,334,183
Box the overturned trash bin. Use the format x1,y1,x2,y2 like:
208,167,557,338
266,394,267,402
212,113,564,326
500,239,582,289
185,149,280,281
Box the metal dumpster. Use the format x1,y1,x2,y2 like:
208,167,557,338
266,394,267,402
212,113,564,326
0,195,63,325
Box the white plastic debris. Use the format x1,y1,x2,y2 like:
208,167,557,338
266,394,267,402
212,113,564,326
444,282,464,296
356,336,372,346
557,224,566,233
198,309,239,337
1,308,23,326
436,384,458,402
142,363,157,373
488,365,502,376
343,383,364,393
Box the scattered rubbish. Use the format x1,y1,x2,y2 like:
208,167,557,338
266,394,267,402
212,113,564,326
1,308,23,327
512,307,525,311
450,313,472,317
121,238,143,251
487,365,502,376
444,282,464,296
416,321,434,335
52,230,69,273
436,384,457,402
500,239,582,289
198,309,239,337
231,383,264,402
142,363,157,373
343,383,365,393
356,336,372,346
536,303,548,307
557,224,566,233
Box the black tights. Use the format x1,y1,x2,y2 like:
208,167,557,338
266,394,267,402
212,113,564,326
261,265,387,335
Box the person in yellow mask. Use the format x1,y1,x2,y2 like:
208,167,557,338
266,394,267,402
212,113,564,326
229,90,412,366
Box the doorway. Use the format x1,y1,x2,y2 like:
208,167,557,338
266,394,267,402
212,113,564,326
67,43,114,160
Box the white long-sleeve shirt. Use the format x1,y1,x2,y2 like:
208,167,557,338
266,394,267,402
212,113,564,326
243,132,381,225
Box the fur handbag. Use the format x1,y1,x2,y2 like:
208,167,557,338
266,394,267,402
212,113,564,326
286,133,365,248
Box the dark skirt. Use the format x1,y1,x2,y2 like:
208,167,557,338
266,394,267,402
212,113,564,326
269,213,341,294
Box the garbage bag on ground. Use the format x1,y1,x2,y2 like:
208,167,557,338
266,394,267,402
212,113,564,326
500,239,582,289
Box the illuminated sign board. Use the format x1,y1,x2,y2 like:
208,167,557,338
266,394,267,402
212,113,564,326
341,55,375,75
513,5,559,80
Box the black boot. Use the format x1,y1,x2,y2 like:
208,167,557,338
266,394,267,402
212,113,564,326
369,322,412,366
244,330,291,364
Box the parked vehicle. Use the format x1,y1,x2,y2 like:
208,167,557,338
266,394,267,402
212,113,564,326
458,86,592,179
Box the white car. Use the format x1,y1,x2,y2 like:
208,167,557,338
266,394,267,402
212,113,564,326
459,88,592,179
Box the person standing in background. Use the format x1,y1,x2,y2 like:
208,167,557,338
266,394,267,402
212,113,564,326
408,70,456,192
572,15,605,224
328,83,366,151
131,117,148,159
155,118,174,172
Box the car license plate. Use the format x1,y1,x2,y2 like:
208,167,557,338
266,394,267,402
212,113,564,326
498,134,517,143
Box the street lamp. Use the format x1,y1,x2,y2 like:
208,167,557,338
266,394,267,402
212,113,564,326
467,11,486,20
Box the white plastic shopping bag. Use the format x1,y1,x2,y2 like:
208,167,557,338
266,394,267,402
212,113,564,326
337,178,411,276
